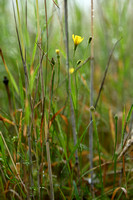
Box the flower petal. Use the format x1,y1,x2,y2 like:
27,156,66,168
72,34,75,41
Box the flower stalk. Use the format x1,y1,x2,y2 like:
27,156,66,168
89,0,94,194
55,49,60,85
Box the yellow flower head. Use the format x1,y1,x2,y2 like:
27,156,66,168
55,49,60,55
72,34,84,50
69,68,74,74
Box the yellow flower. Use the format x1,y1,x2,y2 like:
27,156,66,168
69,68,74,74
55,49,60,55
72,34,84,50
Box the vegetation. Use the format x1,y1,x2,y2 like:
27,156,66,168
0,0,133,199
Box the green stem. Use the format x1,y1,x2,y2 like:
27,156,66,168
91,107,104,197
57,55,60,86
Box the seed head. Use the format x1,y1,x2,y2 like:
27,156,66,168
3,76,9,86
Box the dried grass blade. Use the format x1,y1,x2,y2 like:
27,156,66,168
111,187,127,200
0,114,15,126
49,106,65,128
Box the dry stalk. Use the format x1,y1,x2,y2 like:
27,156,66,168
118,135,133,159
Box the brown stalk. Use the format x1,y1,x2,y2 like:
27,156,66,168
52,0,59,8
37,43,56,66
4,189,23,200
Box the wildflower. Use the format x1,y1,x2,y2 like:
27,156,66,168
72,34,84,51
55,49,60,55
69,67,74,74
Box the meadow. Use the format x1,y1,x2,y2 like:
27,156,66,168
0,0,133,199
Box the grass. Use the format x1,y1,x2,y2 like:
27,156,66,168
0,0,133,199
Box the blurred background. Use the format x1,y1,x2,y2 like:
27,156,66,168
0,0,133,199
0,0,133,144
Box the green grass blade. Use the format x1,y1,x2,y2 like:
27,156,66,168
8,70,19,95
29,64,40,93
73,181,80,200
91,107,104,197
121,106,125,148
31,33,38,67
17,65,24,109
62,121,92,174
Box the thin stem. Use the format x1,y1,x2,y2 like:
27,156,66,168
94,38,122,109
36,1,44,198
114,115,118,158
44,0,48,100
12,0,28,91
25,0,27,62
46,63,55,200
91,108,104,197
57,55,60,86
89,0,94,191
64,0,80,189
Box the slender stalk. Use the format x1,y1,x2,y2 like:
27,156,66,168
46,62,55,200
44,0,48,99
36,0,40,38
45,123,54,200
57,54,60,86
114,115,118,158
39,32,44,147
15,0,25,58
24,4,34,198
64,0,80,187
35,1,44,198
94,38,122,109
113,154,118,191
36,0,44,143
31,52,44,200
89,0,94,191
38,53,44,200
91,107,104,197
39,3,49,191
25,0,27,62
12,1,28,91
